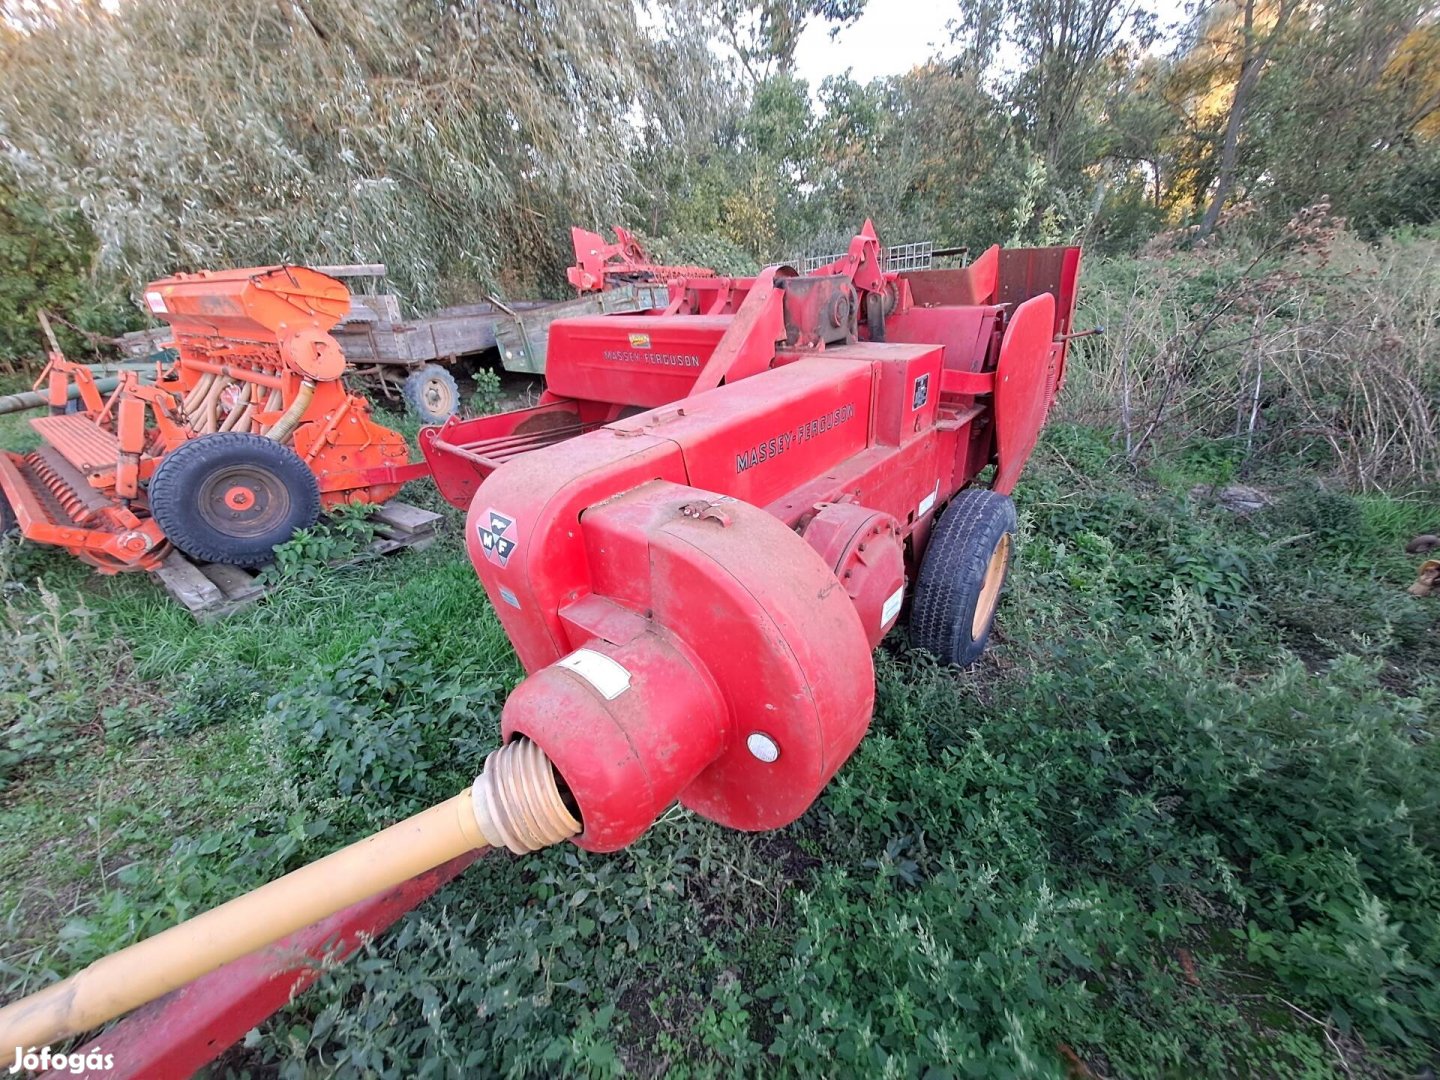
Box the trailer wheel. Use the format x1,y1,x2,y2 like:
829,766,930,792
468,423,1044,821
403,364,460,425
148,433,321,567
910,489,1017,667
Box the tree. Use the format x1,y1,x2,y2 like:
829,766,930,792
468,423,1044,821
709,0,867,86
0,0,721,304
952,0,1158,177
1194,0,1301,239
1167,0,1440,235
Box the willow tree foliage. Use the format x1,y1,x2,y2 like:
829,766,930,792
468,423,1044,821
0,0,714,306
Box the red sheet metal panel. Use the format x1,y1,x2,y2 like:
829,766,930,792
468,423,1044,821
992,293,1057,495
545,315,729,406
47,853,482,1080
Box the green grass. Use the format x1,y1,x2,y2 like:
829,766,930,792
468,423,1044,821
1,420,1437,1077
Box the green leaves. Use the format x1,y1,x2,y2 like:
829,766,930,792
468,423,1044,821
267,628,503,816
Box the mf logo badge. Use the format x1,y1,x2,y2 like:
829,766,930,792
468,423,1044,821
912,373,930,411
477,509,517,567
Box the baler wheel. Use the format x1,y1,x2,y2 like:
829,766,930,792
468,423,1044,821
403,364,460,425
148,433,321,567
910,489,1017,667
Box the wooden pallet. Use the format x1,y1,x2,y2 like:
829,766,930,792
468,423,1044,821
151,501,443,621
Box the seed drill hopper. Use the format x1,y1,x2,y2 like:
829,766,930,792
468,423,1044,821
0,224,1083,1075
0,267,426,571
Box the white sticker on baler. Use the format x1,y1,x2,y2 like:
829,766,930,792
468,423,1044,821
557,649,631,700
144,291,167,314
918,481,939,517
882,584,905,627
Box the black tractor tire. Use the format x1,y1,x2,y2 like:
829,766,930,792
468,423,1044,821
148,433,321,567
403,364,460,425
910,489,1018,667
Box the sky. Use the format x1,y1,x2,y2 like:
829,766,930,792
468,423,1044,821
792,4,960,88
792,0,1194,90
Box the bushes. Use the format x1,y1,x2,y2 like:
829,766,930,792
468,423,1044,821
643,232,760,278
1066,216,1440,488
267,629,503,819
0,178,138,367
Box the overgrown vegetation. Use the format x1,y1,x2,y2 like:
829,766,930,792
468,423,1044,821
2,0,1436,361
1069,215,1440,486
0,181,141,361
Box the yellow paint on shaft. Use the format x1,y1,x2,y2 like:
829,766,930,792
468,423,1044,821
0,792,491,1051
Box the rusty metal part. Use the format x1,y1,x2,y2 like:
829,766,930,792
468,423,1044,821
567,225,715,292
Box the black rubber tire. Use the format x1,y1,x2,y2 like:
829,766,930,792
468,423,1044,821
148,433,321,567
402,364,460,425
910,489,1018,667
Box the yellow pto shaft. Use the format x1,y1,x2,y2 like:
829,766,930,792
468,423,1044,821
0,738,579,1052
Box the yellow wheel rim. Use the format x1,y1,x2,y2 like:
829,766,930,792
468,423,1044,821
971,532,1012,639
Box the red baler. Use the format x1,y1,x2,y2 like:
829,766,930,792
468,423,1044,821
418,223,1080,846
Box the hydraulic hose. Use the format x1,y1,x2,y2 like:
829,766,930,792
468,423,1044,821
266,378,315,444
196,375,231,434
0,738,579,1052
180,372,216,416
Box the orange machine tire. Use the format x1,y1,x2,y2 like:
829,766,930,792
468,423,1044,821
148,433,321,567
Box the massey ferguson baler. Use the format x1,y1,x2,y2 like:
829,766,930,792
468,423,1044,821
0,223,1081,1073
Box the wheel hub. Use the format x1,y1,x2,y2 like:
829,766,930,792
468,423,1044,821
971,533,1011,639
223,485,256,511
198,465,290,539
423,378,455,412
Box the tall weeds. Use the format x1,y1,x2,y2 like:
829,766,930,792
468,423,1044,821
1067,209,1440,488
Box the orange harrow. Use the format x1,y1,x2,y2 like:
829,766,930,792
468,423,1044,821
0,267,427,572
